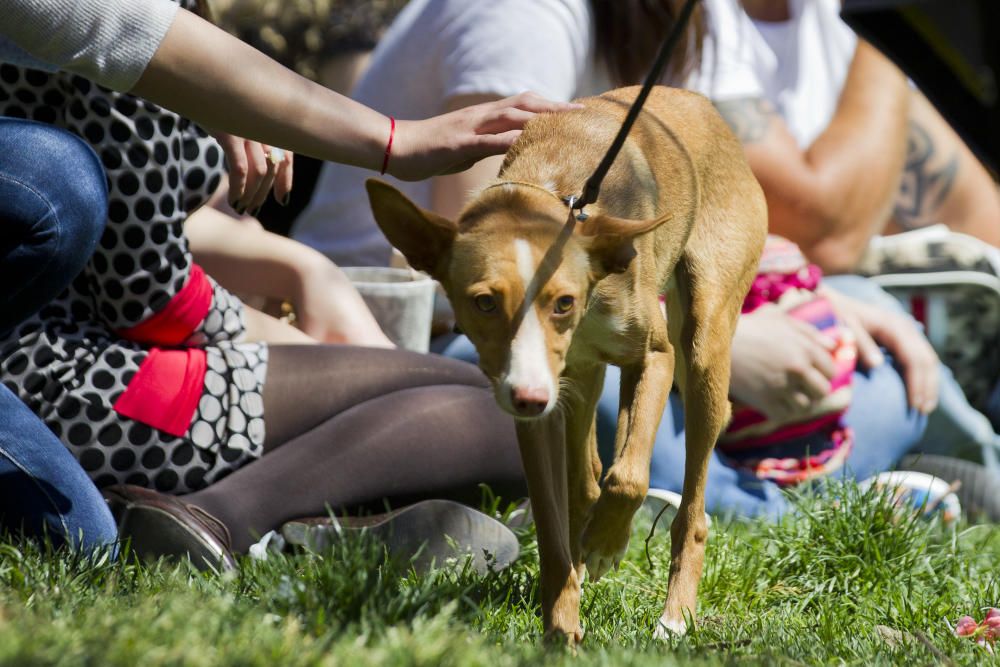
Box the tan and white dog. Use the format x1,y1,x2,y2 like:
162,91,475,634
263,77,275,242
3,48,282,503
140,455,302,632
366,86,767,642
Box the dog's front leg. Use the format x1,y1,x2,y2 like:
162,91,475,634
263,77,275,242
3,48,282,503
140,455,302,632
562,363,607,586
516,415,582,644
581,341,674,582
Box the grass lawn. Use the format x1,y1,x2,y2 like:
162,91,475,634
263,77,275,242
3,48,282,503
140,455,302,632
1,483,997,666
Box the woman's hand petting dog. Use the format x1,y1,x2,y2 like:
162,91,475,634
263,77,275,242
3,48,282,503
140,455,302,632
729,304,839,421
387,92,584,180
822,288,939,414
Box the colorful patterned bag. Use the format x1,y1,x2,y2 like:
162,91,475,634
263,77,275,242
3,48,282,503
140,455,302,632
717,236,858,486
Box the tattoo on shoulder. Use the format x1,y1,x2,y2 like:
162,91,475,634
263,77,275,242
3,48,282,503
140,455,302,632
894,120,959,226
713,98,774,144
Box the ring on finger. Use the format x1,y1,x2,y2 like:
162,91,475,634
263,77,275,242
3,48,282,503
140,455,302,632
267,147,286,166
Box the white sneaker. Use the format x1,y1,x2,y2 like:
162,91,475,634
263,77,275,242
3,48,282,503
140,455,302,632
859,470,963,523
641,488,712,529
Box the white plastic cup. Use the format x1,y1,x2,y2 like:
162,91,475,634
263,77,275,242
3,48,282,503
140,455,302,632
340,267,436,352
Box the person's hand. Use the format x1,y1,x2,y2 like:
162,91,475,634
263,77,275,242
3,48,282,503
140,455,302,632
387,92,584,181
212,132,293,215
292,256,395,349
730,304,839,421
821,288,939,413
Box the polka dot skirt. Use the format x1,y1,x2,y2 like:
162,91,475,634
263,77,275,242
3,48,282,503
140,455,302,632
0,19,269,494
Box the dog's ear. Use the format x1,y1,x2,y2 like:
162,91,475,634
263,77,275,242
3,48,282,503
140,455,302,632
579,211,672,275
366,179,457,279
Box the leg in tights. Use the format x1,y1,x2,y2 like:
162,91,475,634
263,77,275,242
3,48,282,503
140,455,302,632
185,346,526,552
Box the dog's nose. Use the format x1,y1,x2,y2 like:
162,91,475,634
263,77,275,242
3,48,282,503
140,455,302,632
511,387,549,416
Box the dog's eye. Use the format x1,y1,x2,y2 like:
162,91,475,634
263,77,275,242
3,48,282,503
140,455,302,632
474,294,497,313
554,295,575,314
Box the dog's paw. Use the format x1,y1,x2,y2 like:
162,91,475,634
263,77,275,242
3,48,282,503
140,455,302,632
581,524,630,582
543,625,585,647
580,490,637,582
653,616,688,641
583,549,618,583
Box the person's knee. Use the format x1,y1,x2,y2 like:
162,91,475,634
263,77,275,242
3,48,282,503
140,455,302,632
5,122,107,255
31,126,108,259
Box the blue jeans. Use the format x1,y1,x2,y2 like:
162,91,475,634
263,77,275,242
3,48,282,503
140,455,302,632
0,118,116,552
600,360,925,520
440,285,928,519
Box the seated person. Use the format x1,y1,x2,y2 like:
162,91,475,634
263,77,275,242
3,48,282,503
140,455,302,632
291,0,1000,515
0,0,534,565
698,0,1000,425
443,236,937,518
699,0,1000,272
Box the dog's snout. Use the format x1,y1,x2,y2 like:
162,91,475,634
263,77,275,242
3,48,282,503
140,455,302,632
510,386,550,416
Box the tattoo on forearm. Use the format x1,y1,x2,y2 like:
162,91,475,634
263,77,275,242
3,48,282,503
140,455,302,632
894,120,959,226
713,98,773,144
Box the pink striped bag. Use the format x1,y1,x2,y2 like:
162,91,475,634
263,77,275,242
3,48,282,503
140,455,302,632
717,236,858,486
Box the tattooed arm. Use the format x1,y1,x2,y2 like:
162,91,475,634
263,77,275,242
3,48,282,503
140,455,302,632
714,41,910,274
886,91,1000,246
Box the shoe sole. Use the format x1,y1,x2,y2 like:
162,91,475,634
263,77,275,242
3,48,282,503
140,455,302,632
107,497,234,571
282,499,519,575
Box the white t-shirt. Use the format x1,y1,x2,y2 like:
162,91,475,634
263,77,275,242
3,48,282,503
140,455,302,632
693,0,858,147
293,0,855,266
292,0,615,267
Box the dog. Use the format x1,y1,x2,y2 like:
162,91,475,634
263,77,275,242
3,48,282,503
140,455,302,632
366,86,767,642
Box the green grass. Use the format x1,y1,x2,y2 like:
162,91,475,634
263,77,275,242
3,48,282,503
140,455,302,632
1,483,998,666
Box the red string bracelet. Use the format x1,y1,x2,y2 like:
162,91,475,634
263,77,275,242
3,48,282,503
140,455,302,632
380,116,395,175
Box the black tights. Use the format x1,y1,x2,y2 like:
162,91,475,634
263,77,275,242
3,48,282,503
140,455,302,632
184,346,527,552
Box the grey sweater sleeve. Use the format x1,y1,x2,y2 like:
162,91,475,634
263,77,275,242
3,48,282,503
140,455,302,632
3,0,180,92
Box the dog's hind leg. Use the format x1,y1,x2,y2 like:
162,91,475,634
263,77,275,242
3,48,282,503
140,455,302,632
516,415,583,644
656,255,740,638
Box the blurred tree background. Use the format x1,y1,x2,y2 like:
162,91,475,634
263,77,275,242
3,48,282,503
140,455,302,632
211,0,408,88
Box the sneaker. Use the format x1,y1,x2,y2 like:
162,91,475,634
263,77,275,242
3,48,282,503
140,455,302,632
280,499,520,575
640,488,712,531
897,454,1000,522
103,484,236,571
856,227,1000,411
859,470,963,523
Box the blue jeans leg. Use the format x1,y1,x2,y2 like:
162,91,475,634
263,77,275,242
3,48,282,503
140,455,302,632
0,118,115,552
0,386,117,552
442,329,924,520
0,118,106,334
839,357,927,481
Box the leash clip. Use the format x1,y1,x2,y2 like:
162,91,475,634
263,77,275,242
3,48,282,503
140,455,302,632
562,194,589,222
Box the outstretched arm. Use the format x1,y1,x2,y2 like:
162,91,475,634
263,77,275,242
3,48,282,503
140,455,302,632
5,0,578,182
132,9,577,180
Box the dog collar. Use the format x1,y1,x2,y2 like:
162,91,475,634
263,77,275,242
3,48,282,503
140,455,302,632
481,181,590,221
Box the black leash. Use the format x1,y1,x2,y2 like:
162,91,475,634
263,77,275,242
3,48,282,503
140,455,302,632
565,0,701,218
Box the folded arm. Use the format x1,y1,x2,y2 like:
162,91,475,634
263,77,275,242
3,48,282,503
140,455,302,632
716,41,910,274
886,91,1000,245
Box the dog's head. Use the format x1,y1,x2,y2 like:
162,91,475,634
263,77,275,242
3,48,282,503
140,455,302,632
366,179,668,419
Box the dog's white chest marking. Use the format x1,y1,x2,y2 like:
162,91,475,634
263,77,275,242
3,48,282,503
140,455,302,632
505,240,555,398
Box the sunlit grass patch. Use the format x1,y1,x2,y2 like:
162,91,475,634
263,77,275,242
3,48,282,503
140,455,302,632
0,480,997,665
